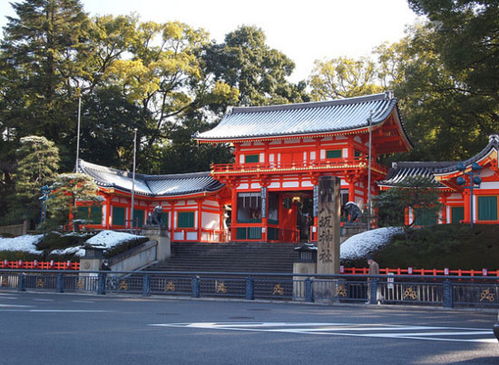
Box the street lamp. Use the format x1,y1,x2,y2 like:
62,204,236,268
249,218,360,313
456,162,482,228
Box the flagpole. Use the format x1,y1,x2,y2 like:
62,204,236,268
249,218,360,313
130,128,138,229
75,89,81,172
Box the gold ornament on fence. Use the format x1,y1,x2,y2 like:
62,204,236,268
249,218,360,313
403,287,418,300
272,284,285,296
215,281,228,294
164,281,176,292
1,278,8,287
76,279,85,289
36,278,45,288
118,280,128,290
480,288,495,302
336,285,347,297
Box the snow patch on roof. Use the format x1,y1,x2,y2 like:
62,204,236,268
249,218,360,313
85,230,145,250
340,227,402,260
0,235,43,254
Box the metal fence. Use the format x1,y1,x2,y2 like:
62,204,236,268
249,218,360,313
1,269,498,309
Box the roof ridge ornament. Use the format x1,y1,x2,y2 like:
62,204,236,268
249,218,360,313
489,134,499,143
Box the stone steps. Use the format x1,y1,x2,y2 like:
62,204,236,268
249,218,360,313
146,242,299,273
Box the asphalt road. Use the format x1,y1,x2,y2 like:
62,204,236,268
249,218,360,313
0,290,497,365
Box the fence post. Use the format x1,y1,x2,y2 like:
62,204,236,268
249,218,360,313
369,278,379,304
245,277,254,300
142,274,151,297
17,273,26,292
191,276,200,298
56,273,64,293
97,273,106,295
443,279,453,308
305,278,314,302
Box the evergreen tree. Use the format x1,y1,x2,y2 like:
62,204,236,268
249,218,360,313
408,0,498,103
375,176,441,230
204,26,309,106
0,0,91,169
376,24,497,161
13,136,60,225
45,172,101,229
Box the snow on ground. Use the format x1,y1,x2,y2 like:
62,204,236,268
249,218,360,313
51,246,86,257
340,227,402,260
85,230,145,250
0,230,144,257
0,234,43,254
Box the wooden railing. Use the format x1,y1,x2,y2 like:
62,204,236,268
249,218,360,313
0,260,79,270
340,266,499,277
211,158,388,175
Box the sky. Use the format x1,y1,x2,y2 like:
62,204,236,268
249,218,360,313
0,0,422,82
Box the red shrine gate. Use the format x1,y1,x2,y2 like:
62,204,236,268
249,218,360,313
196,92,411,242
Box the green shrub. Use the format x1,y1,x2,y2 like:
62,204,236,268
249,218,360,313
36,231,95,251
0,251,42,261
374,224,499,269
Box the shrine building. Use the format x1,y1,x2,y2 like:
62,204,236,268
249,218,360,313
76,91,498,243
379,134,499,226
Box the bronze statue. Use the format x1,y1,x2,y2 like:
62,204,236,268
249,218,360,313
343,201,362,223
147,205,163,226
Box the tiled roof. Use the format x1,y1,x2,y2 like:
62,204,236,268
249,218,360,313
434,134,499,175
195,92,402,141
378,161,455,188
379,135,499,188
78,160,224,197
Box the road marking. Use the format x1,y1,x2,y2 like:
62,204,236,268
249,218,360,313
29,309,111,313
149,322,496,343
0,304,33,308
33,298,54,302
0,309,111,313
71,300,95,303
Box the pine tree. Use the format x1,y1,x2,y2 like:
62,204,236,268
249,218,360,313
13,136,60,224
45,172,102,230
0,0,90,164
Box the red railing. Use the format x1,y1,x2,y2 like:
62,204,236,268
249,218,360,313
211,158,388,175
339,266,499,276
0,260,79,270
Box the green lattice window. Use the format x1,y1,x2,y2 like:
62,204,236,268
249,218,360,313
245,154,259,163
236,227,262,240
326,149,342,158
133,209,145,228
112,206,125,226
478,196,497,221
178,211,195,228
76,206,102,224
451,207,464,224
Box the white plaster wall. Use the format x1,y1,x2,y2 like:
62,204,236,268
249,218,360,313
283,181,299,188
479,182,499,189
202,211,220,229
